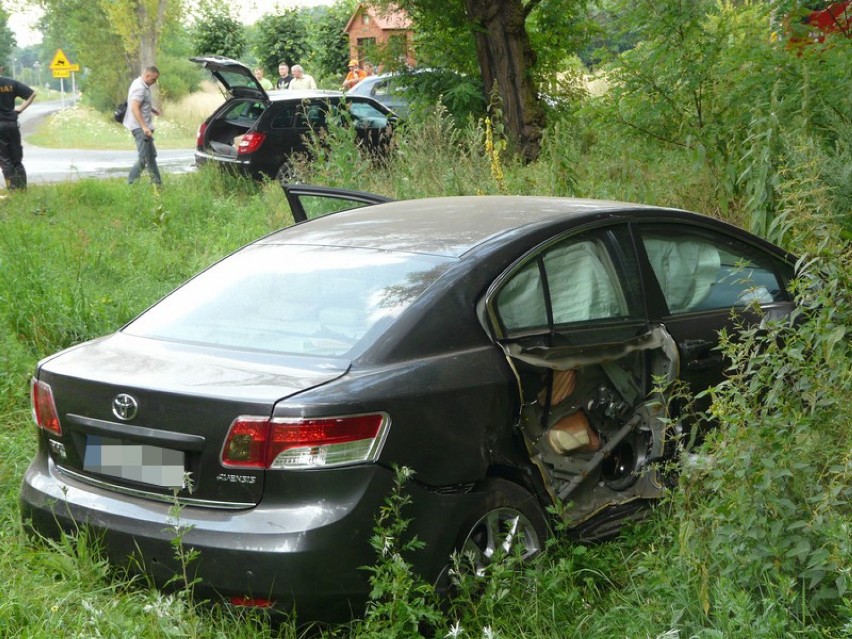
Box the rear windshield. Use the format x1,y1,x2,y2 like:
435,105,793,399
124,244,453,357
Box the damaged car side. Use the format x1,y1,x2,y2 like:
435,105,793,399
20,191,796,619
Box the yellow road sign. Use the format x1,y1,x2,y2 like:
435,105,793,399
49,49,72,70
52,69,71,78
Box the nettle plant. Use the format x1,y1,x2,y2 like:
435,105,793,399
671,239,851,621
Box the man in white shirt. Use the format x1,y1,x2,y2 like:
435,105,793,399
287,65,317,90
123,66,162,187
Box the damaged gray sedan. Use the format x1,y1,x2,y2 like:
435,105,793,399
21,187,796,620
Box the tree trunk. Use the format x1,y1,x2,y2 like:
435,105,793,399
462,0,544,163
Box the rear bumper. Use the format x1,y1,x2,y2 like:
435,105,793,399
20,452,477,620
193,151,262,179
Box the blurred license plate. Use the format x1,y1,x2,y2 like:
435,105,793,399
84,435,185,488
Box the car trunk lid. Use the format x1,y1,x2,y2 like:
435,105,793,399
190,55,269,102
36,333,349,507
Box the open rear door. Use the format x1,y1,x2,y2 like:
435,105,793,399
281,184,394,223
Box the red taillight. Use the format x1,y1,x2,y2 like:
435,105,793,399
236,132,266,155
195,121,208,148
229,595,274,608
31,378,62,436
221,413,388,470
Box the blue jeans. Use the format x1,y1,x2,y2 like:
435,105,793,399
129,128,162,186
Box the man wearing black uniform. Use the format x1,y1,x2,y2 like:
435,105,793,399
0,64,36,191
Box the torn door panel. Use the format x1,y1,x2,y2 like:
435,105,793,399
504,324,681,538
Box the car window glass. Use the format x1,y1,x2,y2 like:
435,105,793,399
224,101,263,121
495,230,635,334
544,240,629,324
270,103,297,128
216,68,259,91
296,100,329,128
496,260,547,331
123,245,454,358
640,228,787,314
297,196,382,220
373,81,390,97
342,100,389,127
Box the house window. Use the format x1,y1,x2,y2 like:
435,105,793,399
357,37,377,64
362,14,370,25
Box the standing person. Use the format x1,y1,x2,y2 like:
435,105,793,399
362,62,376,77
254,68,273,90
342,59,366,90
0,64,36,191
287,65,317,90
123,66,162,187
276,62,292,89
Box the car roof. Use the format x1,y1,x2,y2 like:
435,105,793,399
267,88,343,101
261,195,676,258
346,75,383,95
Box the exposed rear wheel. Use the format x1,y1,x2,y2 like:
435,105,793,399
437,479,549,593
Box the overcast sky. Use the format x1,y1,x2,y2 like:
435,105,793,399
8,0,337,48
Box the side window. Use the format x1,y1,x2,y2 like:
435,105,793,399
640,227,790,314
373,80,391,97
495,260,547,332
495,229,636,334
346,100,389,126
224,101,256,120
270,104,297,129
295,101,329,129
544,241,628,324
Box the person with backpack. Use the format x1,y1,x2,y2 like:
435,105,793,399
122,66,162,187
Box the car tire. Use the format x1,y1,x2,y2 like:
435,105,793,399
276,162,299,185
436,478,549,595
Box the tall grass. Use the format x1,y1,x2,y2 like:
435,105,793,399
1,100,849,637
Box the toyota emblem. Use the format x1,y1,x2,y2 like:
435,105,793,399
112,393,138,421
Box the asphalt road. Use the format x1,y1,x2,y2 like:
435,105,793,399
9,98,196,187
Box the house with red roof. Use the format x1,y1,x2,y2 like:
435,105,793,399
344,3,415,69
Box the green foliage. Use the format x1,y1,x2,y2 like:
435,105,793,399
190,0,247,59
668,242,852,626
527,0,593,78
291,104,378,187
38,0,194,111
600,0,850,237
307,0,357,82
354,466,442,637
401,68,487,125
0,6,15,67
251,9,311,77
397,0,479,74
39,0,130,110
154,54,202,105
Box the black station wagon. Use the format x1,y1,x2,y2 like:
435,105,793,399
21,187,796,620
191,56,397,180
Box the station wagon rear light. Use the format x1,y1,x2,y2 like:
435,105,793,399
195,122,208,148
221,413,389,470
229,595,274,608
236,132,266,155
31,378,62,436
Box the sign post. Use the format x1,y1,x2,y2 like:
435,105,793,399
48,49,81,107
